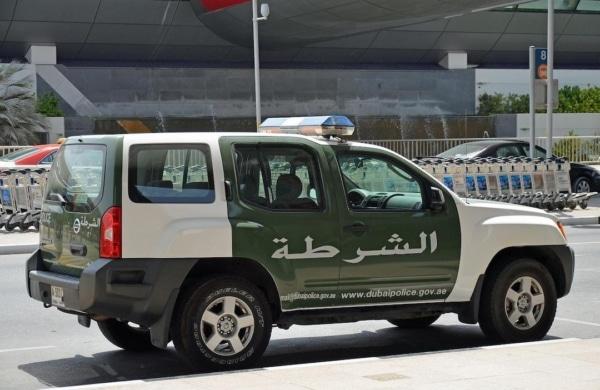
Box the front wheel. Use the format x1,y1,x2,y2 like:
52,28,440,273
479,259,557,343
172,277,272,370
388,314,441,328
97,319,157,351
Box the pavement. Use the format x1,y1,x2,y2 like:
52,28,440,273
545,193,600,225
60,338,600,390
0,225,598,389
0,230,38,255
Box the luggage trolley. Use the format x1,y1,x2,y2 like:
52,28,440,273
11,169,33,230
22,168,47,230
0,170,19,231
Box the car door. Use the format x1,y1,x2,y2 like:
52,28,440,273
220,137,341,311
333,145,461,306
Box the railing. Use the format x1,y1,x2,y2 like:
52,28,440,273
361,136,600,163
0,146,30,157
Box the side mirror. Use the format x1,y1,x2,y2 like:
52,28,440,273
430,187,445,211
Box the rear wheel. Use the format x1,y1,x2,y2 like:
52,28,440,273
479,259,557,343
97,319,157,352
172,277,272,370
388,314,441,328
574,177,591,193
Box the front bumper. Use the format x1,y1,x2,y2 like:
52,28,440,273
549,245,575,298
26,250,196,328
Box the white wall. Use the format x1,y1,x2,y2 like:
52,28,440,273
516,113,600,138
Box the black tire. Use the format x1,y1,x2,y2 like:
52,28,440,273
97,319,157,352
388,314,441,328
479,259,557,343
580,200,588,209
171,276,272,370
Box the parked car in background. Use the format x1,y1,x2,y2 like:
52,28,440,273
437,140,600,193
0,144,60,168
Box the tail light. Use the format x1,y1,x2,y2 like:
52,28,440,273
100,207,122,259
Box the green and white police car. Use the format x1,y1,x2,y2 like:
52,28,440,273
27,116,574,370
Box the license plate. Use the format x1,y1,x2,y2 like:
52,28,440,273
51,286,65,307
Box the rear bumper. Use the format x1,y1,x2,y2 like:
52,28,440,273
26,250,196,329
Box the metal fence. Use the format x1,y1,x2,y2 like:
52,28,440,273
361,136,600,163
0,146,30,157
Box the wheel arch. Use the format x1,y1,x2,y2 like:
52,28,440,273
176,257,282,320
484,246,569,298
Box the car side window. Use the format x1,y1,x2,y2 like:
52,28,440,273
39,152,56,165
129,144,214,204
235,145,323,211
337,152,424,211
534,146,547,158
495,145,525,158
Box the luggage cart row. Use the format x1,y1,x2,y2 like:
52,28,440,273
413,156,597,211
0,167,48,231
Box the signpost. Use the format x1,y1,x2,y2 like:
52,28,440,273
529,46,536,158
546,0,554,158
528,45,558,158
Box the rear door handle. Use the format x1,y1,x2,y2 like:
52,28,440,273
70,244,87,256
343,222,368,236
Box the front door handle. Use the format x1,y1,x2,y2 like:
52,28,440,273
343,222,368,236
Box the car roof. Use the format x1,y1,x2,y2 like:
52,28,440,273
460,139,526,147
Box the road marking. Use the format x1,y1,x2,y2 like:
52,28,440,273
482,338,580,349
556,317,600,328
0,346,55,353
58,381,145,389
569,241,600,245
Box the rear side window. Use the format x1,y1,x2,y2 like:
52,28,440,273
129,144,215,204
45,144,106,212
234,145,323,211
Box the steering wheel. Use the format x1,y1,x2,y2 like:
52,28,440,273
380,193,405,209
347,189,368,208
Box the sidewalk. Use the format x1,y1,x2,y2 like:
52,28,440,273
62,338,600,390
0,230,38,255
549,206,600,226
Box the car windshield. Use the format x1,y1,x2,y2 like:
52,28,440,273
0,147,37,161
437,143,488,158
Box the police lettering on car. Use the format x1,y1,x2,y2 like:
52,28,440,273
27,116,574,369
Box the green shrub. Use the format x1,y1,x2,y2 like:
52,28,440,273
36,93,63,117
478,86,600,115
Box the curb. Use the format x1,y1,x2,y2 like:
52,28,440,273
557,216,600,226
0,244,37,255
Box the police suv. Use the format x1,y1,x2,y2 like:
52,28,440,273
27,116,574,369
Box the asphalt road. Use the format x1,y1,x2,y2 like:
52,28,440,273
0,225,598,390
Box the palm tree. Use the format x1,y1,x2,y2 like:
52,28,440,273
0,63,47,145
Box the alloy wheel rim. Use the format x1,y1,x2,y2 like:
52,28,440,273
200,295,255,356
504,276,545,330
577,180,591,193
